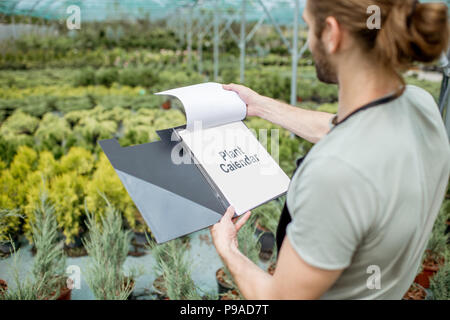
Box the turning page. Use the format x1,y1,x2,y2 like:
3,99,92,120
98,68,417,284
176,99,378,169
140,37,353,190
156,82,247,130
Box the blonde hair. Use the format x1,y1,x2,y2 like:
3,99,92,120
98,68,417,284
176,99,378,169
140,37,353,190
309,0,449,71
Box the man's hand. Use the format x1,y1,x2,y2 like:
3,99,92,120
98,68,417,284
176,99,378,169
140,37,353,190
210,206,252,258
223,83,267,118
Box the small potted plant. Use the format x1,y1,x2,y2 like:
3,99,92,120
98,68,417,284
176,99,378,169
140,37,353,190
252,201,282,261
0,240,46,300
148,236,200,300
427,253,449,300
30,193,71,300
83,198,136,300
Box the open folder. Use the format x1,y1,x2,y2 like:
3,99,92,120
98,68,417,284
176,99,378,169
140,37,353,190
99,82,290,244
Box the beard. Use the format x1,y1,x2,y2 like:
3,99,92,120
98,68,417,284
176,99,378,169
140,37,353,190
312,40,338,84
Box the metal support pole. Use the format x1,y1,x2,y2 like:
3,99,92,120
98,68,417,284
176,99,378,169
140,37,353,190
11,16,16,39
198,33,204,74
258,0,291,51
240,0,247,83
214,0,220,81
290,0,300,106
187,7,193,66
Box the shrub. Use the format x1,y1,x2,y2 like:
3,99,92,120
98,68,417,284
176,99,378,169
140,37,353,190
149,238,200,300
83,201,134,300
30,192,67,299
85,153,137,231
0,208,21,243
429,253,450,300
34,114,72,158
74,67,96,86
0,242,46,300
95,68,119,87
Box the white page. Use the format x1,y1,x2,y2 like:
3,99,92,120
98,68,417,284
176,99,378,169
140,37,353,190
178,122,291,216
155,82,247,131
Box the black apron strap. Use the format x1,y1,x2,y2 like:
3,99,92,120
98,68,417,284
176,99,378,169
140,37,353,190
276,156,306,254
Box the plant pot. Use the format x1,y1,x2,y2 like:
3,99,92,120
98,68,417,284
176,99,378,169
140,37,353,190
132,231,148,248
0,279,7,294
153,275,168,300
268,262,276,276
216,268,234,295
414,252,445,289
124,277,136,300
57,284,72,300
0,236,20,257
403,283,427,300
63,233,84,249
219,289,241,301
162,100,171,110
258,232,275,262
255,222,275,262
128,231,148,257
42,277,72,300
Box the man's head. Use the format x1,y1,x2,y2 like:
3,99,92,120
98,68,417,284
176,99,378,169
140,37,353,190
304,0,449,84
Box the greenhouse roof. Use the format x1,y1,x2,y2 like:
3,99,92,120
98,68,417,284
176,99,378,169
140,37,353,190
0,0,308,24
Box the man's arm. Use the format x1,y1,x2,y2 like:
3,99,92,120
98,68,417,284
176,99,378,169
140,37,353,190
211,207,343,300
223,84,334,144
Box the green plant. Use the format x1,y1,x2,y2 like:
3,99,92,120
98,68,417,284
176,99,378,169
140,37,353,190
253,200,283,234
0,240,46,300
428,250,450,300
0,208,21,243
85,153,137,231
83,198,134,300
426,201,449,261
30,192,67,299
149,237,200,300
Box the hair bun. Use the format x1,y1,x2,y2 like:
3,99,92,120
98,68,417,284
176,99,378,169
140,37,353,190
376,1,449,70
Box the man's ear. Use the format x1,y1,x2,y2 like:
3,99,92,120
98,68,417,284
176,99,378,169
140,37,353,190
322,16,342,54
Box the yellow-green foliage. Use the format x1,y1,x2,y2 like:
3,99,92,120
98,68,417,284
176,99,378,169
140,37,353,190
85,153,138,231
0,146,38,238
0,110,39,135
1,147,97,244
119,108,185,147
0,111,37,148
34,113,72,156
317,103,338,114
48,172,87,244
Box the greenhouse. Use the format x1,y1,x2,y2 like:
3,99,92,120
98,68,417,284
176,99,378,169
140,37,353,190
0,0,449,303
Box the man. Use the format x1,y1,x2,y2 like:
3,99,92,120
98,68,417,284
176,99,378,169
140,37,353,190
210,0,450,299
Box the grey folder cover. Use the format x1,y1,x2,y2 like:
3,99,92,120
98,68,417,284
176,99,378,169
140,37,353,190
99,126,230,244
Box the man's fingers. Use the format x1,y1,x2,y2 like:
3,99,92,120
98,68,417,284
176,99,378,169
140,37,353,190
222,206,236,221
235,211,252,232
222,83,235,91
223,83,243,93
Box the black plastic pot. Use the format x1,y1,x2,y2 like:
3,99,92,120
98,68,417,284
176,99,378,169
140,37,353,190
63,232,84,249
216,268,234,295
0,236,20,257
255,228,275,262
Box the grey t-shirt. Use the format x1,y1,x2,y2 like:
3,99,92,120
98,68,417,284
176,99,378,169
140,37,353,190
286,85,450,300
